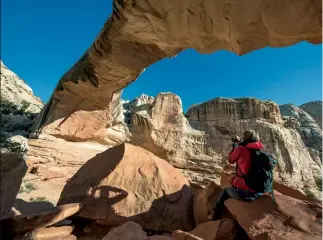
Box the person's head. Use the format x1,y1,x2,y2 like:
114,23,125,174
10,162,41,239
242,130,259,143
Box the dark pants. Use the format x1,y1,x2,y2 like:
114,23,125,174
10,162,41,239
212,186,262,220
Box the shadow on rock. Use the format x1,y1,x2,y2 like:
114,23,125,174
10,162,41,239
13,198,54,215
57,143,194,234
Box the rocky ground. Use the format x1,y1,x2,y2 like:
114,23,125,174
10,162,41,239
1,63,322,239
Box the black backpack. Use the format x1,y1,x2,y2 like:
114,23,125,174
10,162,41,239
237,149,277,194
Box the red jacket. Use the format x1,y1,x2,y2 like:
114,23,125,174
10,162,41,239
228,141,264,192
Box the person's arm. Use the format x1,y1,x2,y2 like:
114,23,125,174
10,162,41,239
228,146,240,164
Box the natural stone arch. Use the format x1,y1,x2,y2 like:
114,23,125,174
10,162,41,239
31,0,322,144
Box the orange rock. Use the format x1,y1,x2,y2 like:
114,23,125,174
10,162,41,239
58,143,194,231
102,221,147,240
191,220,237,240
273,181,316,202
173,219,237,240
18,226,76,240
193,181,223,225
1,153,27,220
225,194,322,240
10,203,82,233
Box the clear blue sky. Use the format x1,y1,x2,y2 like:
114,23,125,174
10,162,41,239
2,0,322,111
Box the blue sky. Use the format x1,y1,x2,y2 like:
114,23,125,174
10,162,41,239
2,0,322,111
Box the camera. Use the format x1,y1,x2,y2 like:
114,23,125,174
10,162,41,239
231,136,240,143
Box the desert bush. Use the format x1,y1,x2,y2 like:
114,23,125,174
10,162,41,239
0,99,30,116
0,133,27,154
19,181,37,193
30,196,46,202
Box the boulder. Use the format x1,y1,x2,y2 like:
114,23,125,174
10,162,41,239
225,194,322,239
191,219,237,240
102,221,147,240
172,219,237,240
273,181,317,202
193,181,223,225
0,153,27,220
16,226,76,240
58,143,194,231
8,203,82,233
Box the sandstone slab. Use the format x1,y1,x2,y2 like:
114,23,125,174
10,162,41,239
9,203,82,233
16,226,76,240
225,194,322,239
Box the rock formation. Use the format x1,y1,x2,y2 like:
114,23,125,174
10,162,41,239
280,104,322,150
0,61,44,153
172,219,238,240
279,104,322,186
1,153,27,220
102,221,147,240
123,93,155,125
225,194,322,240
30,0,322,143
127,93,319,195
1,61,43,113
57,143,194,232
300,101,322,129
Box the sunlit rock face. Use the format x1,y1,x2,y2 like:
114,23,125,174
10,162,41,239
280,104,322,187
1,61,44,153
299,101,322,129
30,0,322,142
128,93,319,193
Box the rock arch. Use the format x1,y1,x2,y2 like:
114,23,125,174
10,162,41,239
31,0,322,144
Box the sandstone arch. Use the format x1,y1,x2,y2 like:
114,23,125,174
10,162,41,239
31,0,322,143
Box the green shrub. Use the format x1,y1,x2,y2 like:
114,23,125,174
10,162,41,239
304,189,316,200
19,181,37,193
0,99,19,115
30,196,46,202
315,178,322,191
0,133,27,154
0,99,30,116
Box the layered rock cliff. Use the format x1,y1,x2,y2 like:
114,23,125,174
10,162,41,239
127,93,321,195
279,104,322,187
279,104,322,152
1,61,43,113
299,101,322,129
0,61,44,153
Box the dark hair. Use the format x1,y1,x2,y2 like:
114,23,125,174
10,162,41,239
242,130,259,142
